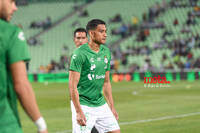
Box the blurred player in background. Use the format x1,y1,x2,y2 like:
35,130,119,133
74,27,88,47
69,19,120,133
73,27,99,133
0,0,48,133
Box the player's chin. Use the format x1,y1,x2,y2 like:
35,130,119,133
101,40,106,44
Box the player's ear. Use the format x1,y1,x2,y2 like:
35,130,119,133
89,30,94,38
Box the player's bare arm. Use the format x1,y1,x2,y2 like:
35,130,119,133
10,61,48,133
69,70,86,126
103,71,119,120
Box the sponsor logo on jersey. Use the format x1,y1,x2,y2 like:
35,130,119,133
87,74,105,80
88,74,95,80
96,75,105,79
90,64,96,71
18,32,25,41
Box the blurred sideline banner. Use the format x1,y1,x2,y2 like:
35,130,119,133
28,72,199,82
33,73,69,82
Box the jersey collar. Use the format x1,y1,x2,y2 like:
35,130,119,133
86,43,103,54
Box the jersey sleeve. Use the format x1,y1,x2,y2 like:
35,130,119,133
106,49,111,71
7,28,30,65
69,50,85,73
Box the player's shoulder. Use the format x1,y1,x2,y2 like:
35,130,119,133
73,43,87,53
0,19,20,34
0,20,26,48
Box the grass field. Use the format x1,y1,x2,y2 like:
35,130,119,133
19,81,200,133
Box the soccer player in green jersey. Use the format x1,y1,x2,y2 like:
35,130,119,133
0,0,48,133
73,27,99,133
69,19,120,133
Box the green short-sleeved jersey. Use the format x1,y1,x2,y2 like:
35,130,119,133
0,19,30,133
70,43,111,107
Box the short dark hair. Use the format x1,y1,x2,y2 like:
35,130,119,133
86,19,106,32
74,28,87,37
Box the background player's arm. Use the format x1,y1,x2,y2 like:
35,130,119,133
103,71,119,120
10,61,47,133
69,71,86,126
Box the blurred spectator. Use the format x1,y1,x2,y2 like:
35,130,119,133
39,65,48,73
144,29,150,36
30,16,52,30
166,62,174,69
27,37,41,46
109,14,122,23
162,28,173,39
195,33,200,41
173,18,179,26
161,0,168,12
189,0,198,6
187,52,193,60
141,58,155,72
188,36,195,48
59,55,68,70
48,60,59,72
176,60,184,70
181,24,191,34
140,46,151,55
30,21,43,29
119,23,128,38
193,58,200,68
129,63,140,73
114,60,120,72
194,6,200,12
43,16,52,30
142,13,147,22
73,1,79,10
132,16,139,25
173,54,180,63
121,53,128,66
185,60,192,69
160,53,169,70
137,30,147,42
186,16,196,25
162,53,168,62
79,9,89,17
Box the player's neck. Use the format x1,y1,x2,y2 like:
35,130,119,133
88,41,100,53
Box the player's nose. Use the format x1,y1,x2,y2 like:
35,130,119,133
13,2,18,12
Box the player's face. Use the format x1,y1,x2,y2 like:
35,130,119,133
74,32,88,47
0,0,17,21
92,24,107,44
